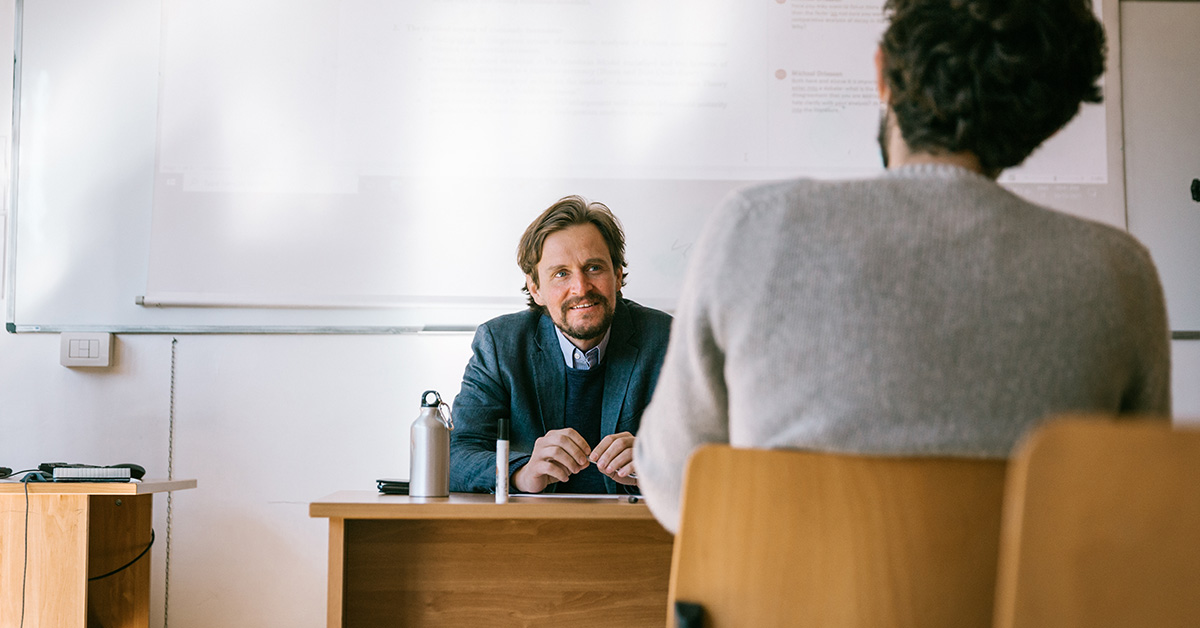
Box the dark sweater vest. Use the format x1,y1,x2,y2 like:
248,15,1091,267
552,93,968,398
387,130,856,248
556,366,608,493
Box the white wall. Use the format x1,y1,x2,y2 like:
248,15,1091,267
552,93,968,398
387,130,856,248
1174,341,1200,422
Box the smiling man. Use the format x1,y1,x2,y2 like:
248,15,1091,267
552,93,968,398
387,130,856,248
449,196,672,494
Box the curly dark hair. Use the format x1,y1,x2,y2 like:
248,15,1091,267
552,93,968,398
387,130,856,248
881,0,1106,174
517,195,628,312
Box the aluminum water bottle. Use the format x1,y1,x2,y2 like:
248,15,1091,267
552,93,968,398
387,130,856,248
410,390,451,498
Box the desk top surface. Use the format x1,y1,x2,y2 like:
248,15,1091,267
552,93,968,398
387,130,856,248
0,478,197,495
310,490,660,521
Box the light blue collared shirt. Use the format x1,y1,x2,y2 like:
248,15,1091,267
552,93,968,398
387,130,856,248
554,325,612,370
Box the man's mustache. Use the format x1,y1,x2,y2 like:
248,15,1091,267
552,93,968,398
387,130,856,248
562,293,609,312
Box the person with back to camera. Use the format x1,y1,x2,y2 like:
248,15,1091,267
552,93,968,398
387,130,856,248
633,0,1171,533
450,195,672,495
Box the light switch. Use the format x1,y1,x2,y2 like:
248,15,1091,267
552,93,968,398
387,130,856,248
60,333,113,367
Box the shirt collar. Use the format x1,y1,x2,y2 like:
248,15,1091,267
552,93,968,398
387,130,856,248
554,324,611,370
884,162,989,181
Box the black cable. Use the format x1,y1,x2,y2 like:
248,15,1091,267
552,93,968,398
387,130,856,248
9,468,43,628
7,468,48,628
89,529,156,581
3,468,39,481
22,477,28,628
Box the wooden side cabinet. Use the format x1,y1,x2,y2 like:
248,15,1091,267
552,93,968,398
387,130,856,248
0,479,196,628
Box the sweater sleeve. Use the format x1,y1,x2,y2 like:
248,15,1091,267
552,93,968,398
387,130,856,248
1118,240,1172,418
634,192,744,533
449,322,532,492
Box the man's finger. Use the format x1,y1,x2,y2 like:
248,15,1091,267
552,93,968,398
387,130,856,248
545,428,592,464
544,446,588,474
592,433,634,468
533,458,572,483
590,433,620,461
600,448,634,475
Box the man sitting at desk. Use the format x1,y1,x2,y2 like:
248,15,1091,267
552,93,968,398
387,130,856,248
450,196,672,494
634,0,1171,533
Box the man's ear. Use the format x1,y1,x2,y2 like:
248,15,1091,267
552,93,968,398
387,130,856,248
875,46,891,103
525,275,545,306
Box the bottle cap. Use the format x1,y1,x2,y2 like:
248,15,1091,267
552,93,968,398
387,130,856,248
497,418,509,440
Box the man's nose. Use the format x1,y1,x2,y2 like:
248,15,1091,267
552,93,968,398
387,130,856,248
568,270,592,294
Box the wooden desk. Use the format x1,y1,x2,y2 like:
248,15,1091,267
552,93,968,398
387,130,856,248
0,479,197,628
310,492,674,628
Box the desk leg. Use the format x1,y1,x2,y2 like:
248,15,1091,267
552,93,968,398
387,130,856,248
327,518,345,628
0,493,89,628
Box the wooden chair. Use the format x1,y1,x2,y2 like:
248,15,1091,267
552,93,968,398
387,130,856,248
994,417,1200,628
666,445,1007,628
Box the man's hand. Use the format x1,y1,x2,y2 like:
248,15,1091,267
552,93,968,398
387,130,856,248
512,427,592,493
590,431,638,486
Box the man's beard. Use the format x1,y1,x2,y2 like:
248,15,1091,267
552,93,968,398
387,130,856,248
877,106,891,168
557,292,614,341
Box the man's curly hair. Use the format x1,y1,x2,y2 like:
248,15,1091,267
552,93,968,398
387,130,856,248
881,0,1106,175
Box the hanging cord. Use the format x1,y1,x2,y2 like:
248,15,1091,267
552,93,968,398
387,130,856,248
21,475,29,628
89,529,156,581
7,468,44,628
163,337,178,628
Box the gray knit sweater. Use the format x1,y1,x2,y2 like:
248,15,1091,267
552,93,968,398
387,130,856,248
634,164,1171,533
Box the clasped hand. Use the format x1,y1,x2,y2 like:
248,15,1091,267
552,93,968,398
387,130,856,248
511,428,637,493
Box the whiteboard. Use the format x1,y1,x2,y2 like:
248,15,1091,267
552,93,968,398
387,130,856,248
1122,1,1200,335
6,0,1126,333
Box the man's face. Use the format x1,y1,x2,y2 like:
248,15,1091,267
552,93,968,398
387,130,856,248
526,223,622,350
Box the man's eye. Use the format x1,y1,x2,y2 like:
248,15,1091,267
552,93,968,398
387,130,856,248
553,270,568,278
586,265,602,273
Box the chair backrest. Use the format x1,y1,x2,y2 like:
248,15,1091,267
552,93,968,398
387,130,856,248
667,445,1008,628
994,417,1200,628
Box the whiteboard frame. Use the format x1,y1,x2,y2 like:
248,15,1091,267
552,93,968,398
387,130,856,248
3,0,19,332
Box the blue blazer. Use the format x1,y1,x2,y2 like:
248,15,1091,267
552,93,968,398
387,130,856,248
449,298,672,493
